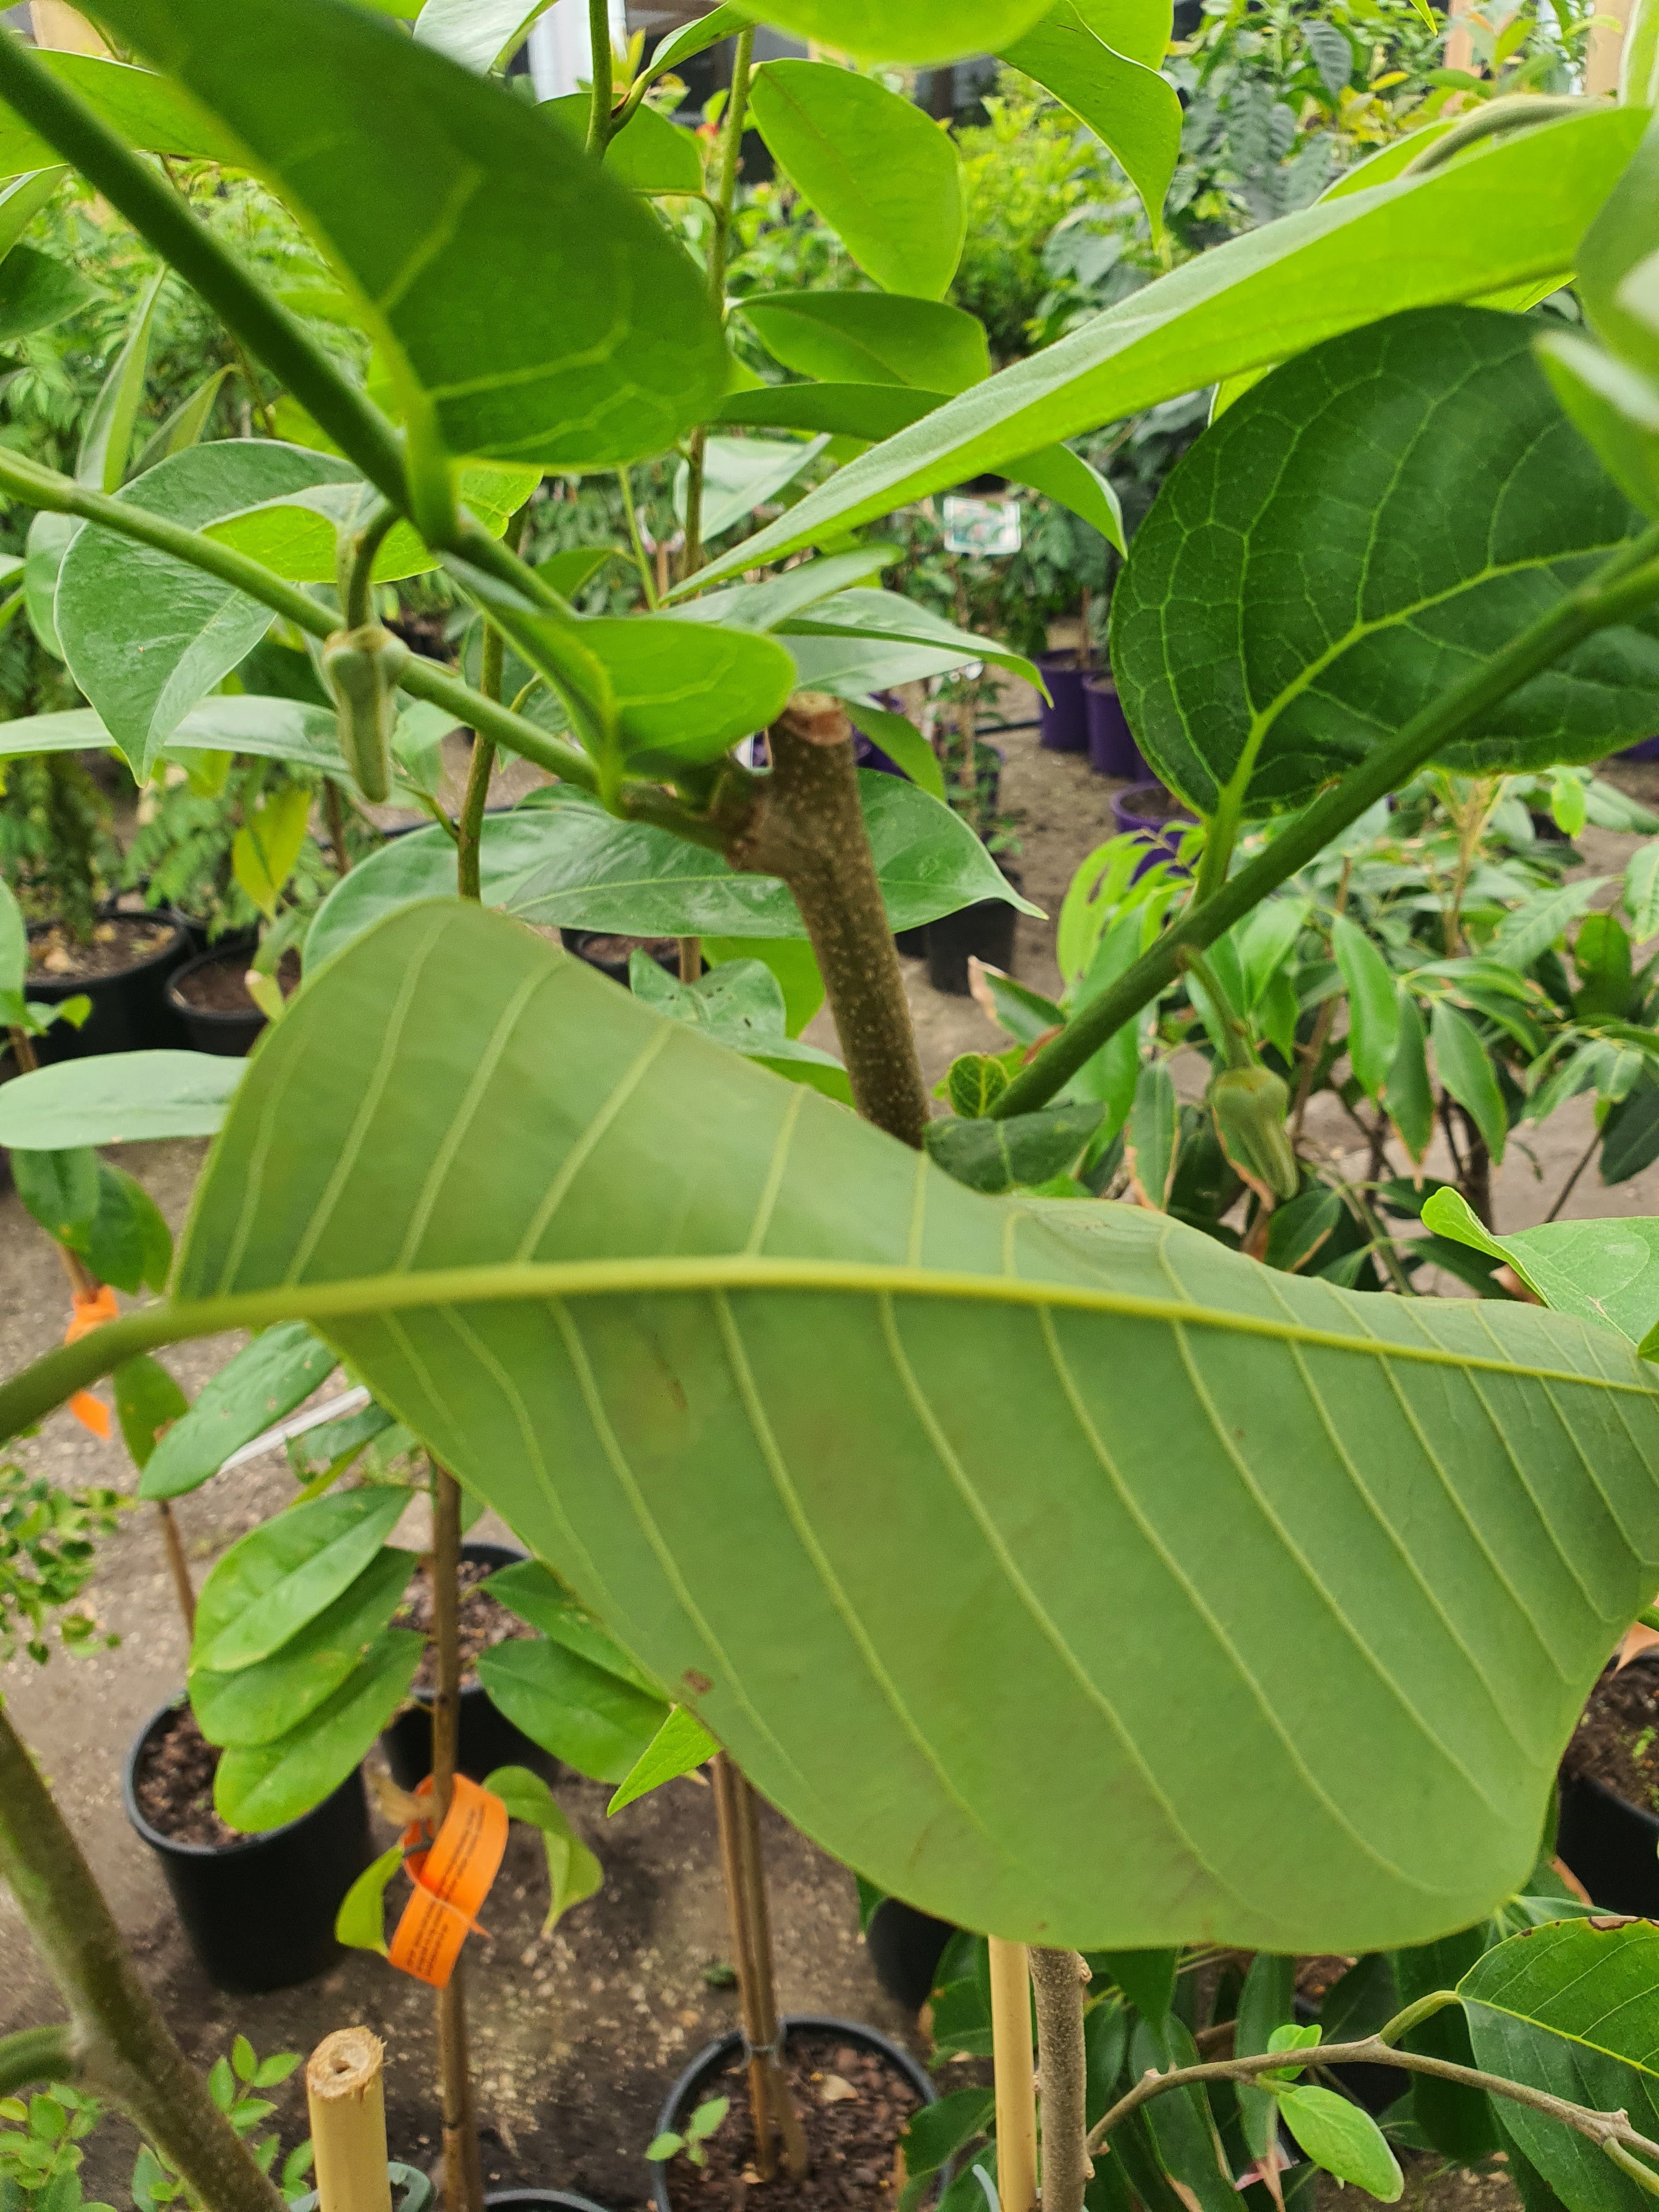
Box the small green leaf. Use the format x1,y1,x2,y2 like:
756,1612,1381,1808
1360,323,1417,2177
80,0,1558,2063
214,1629,422,1830
1274,2085,1402,2200
1128,1062,1179,1210
645,2134,684,2163
191,1486,409,1673
1101,1946,1178,2021
726,0,1051,61
207,2058,234,2113
1000,2,1181,240
0,245,94,345
335,1841,404,1955
947,1054,1012,1119
844,699,945,801
738,289,988,393
483,1560,662,1694
142,1322,337,1500
474,1637,668,1784
924,1101,1103,1194
1430,1001,1508,1164
545,94,702,195
231,2035,256,2084
233,784,313,922
1331,916,1399,1101
114,1354,189,1472
607,1705,719,1816
482,1764,602,1931
1384,990,1434,1164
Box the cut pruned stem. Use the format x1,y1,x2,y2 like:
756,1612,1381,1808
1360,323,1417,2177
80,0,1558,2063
307,2028,393,2212
431,1465,484,2212
730,695,929,1149
1085,2025,1659,2191
989,1938,1038,2212
0,1702,285,2211
1031,1949,1092,2212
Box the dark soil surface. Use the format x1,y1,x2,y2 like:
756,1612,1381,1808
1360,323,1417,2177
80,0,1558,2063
132,1702,241,1849
563,932,681,976
1561,1661,1659,1812
27,913,179,980
662,2031,924,2212
396,1556,534,1693
174,948,301,1015
1119,783,1195,824
387,608,455,663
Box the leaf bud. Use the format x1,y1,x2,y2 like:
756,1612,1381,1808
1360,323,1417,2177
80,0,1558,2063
1209,1064,1299,1203
322,623,408,804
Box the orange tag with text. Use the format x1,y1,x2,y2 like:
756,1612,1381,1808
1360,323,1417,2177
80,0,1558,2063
387,1774,509,1989
64,1285,120,1438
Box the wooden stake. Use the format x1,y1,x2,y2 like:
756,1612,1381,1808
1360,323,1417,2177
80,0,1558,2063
731,1768,809,2181
712,1753,776,2181
431,1467,484,2212
28,3,110,54
306,2029,393,2212
1587,0,1634,94
989,1938,1039,2212
155,1501,196,1636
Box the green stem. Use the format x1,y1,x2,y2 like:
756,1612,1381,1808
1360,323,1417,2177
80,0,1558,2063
586,0,614,153
617,466,658,609
342,501,400,633
457,622,505,904
0,1705,285,2212
1376,1989,1463,2045
0,29,408,510
681,26,754,584
0,2025,74,2098
991,528,1659,1120
1400,92,1598,177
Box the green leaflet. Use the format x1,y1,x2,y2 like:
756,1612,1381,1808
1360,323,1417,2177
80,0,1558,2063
748,63,964,300
484,1558,663,1695
1423,1190,1659,1354
1114,307,1659,819
55,440,358,773
0,54,242,178
191,1487,409,1672
1460,1918,1659,2212
92,0,728,468
138,899,1659,1952
473,1637,668,1784
0,244,93,343
203,461,543,584
737,291,990,393
301,782,1037,969
607,1706,719,1815
543,95,702,195
1000,1,1182,240
213,1628,422,1831
686,106,1647,591
483,1764,603,1933
142,1322,338,1500
725,0,1052,62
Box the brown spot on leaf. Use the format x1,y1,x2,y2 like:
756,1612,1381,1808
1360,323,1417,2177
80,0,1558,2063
683,1669,713,1696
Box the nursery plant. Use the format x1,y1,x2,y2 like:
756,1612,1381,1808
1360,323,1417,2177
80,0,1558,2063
9,5,1659,2212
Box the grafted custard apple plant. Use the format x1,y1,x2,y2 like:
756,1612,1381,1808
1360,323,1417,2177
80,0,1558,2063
8,3,1659,2210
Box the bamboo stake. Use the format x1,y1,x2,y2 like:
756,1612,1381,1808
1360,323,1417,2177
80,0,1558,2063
731,1769,808,2181
431,1467,484,2212
28,4,110,55
306,2029,393,2212
711,1753,776,2181
989,1939,1039,2212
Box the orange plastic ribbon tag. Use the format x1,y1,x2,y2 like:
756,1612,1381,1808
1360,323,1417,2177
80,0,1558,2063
387,1774,509,1989
63,1285,120,1439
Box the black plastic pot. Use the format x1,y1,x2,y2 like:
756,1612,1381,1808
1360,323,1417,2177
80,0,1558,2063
926,867,1022,998
165,945,268,1058
124,1697,374,1996
560,929,681,989
865,1897,957,2013
650,2015,943,2212
487,2196,612,2208
380,1542,549,1791
1556,1770,1659,1914
25,907,190,1065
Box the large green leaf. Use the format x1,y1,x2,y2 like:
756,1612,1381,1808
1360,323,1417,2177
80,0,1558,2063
302,781,1037,968
203,460,542,584
737,290,990,393
414,0,555,73
473,1637,668,1783
686,106,1647,591
725,0,1053,63
0,53,242,178
55,439,357,772
748,62,964,300
0,1049,243,1148
158,898,1659,1950
1460,1918,1659,2212
191,1486,409,1673
0,695,347,775
91,0,728,467
1111,308,1659,820
1001,1,1182,239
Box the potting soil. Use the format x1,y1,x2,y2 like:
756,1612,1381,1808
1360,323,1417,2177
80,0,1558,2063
133,1703,242,1848
397,1556,534,1692
1561,1662,1659,1813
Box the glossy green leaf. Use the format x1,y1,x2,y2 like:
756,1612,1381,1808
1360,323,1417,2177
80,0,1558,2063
1431,1001,1508,1164
1460,1917,1659,2212
629,956,851,1101
335,1842,403,1955
1492,879,1610,969
484,1764,603,1931
1539,332,1659,521
193,1487,410,1676
1128,1058,1178,1207
483,1558,662,1695
1276,2086,1402,2199
113,1353,188,1472
737,0,1052,58
1423,1190,1659,1353
133,363,235,477
644,5,750,81
674,433,830,543
214,1628,422,1831
703,935,825,1037
1115,307,1659,821
1577,112,1659,381
688,106,1647,591
7,1146,97,1244
191,1546,416,1747
12,1148,171,1294
0,167,67,258
679,548,895,633
606,1706,719,1815
80,267,165,495
94,0,729,468
738,290,989,393
1332,917,1399,1101
0,1050,243,1150
748,62,963,300
414,0,554,72
923,1102,1103,1194
0,876,23,1002
204,461,542,584
232,782,312,921
142,1322,339,1501
0,244,92,343
1237,1951,1297,2159
1006,440,1125,551
1102,1946,1178,2020
0,54,242,178
1001,2,1182,239
55,440,357,772
845,699,945,799
0,695,347,777
544,94,702,194
144,898,1659,1947
777,587,1040,687
303,781,1036,967
473,1636,668,1784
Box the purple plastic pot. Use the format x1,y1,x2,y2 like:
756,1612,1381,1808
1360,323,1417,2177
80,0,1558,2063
1113,782,1197,882
1085,676,1145,780
1037,653,1089,753
1621,737,1659,762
